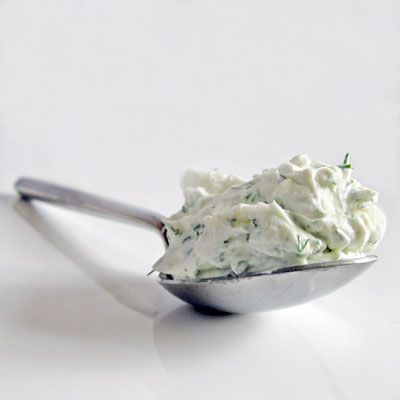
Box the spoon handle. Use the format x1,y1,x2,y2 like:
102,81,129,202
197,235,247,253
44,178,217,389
15,177,166,240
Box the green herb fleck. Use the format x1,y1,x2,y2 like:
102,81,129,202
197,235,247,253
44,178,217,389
297,235,310,253
182,236,192,244
193,223,205,236
169,226,183,236
245,191,258,203
338,153,352,169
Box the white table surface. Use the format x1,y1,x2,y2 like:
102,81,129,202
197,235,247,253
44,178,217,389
1,1,399,399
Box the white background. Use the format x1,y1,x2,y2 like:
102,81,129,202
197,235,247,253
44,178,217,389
0,1,399,399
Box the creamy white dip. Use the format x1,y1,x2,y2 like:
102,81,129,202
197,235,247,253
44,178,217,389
154,155,386,280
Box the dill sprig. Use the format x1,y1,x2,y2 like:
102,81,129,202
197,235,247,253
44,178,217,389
338,153,352,169
297,235,310,253
169,225,183,236
182,235,192,244
193,223,205,236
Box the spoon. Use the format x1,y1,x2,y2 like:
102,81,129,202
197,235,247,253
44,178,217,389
15,177,377,314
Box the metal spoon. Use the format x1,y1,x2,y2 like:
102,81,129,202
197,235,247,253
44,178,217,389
15,177,377,314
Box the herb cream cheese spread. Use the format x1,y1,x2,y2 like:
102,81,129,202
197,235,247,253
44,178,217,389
154,154,386,280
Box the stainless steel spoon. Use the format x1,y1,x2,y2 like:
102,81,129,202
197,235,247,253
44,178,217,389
15,177,377,314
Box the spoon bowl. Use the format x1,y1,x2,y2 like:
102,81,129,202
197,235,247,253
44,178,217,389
159,256,377,313
14,177,378,314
